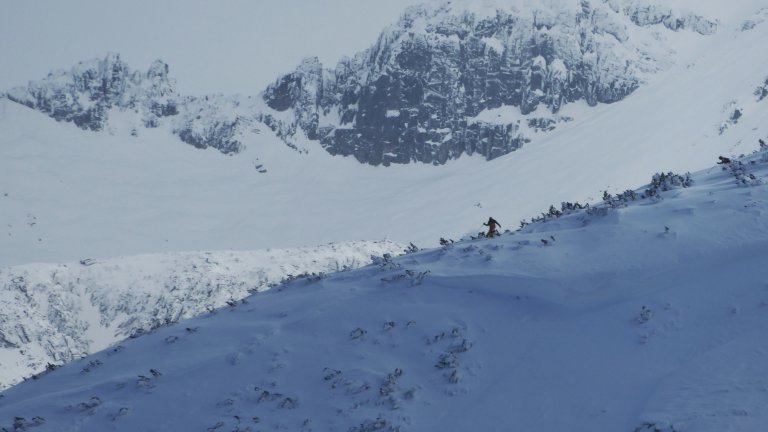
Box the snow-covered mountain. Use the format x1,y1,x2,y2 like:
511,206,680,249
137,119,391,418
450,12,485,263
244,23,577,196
262,0,717,165
4,7,768,267
3,53,259,155
1,0,722,166
2,149,767,431
0,241,406,392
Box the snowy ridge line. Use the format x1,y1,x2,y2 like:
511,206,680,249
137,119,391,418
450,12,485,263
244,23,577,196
2,150,768,431
0,240,407,391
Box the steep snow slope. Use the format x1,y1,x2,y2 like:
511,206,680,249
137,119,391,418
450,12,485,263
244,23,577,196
2,150,767,431
3,4,768,267
0,241,405,391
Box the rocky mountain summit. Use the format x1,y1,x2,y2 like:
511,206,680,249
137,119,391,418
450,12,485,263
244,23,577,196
6,53,177,132
3,1,717,165
263,0,717,165
4,53,252,155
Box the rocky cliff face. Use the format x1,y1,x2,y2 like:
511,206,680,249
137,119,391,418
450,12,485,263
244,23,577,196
262,0,717,165
5,53,249,155
6,53,178,132
3,1,717,165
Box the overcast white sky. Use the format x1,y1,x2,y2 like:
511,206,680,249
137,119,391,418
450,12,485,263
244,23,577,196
0,0,424,95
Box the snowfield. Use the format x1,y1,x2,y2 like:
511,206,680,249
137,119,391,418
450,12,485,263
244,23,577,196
2,149,768,431
2,1,768,267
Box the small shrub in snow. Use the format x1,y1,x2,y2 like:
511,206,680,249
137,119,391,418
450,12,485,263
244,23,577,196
110,407,130,421
255,388,283,403
350,416,400,432
216,398,235,407
379,368,403,397
642,172,694,200
31,362,61,380
372,253,400,270
727,160,762,186
427,331,446,345
206,421,224,432
585,206,610,218
81,359,103,373
435,352,459,369
136,375,153,388
403,243,419,254
276,271,326,287
381,273,407,283
755,77,768,101
380,270,430,286
12,417,25,432
77,396,102,411
447,339,473,354
9,416,45,432
447,369,462,384
561,201,587,213
637,306,653,324
520,201,590,228
547,205,562,218
602,189,638,209
350,327,368,339
323,367,341,381
634,421,678,432
406,270,430,286
279,397,298,409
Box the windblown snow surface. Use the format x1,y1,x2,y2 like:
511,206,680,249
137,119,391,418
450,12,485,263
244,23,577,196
0,241,406,391
2,149,768,431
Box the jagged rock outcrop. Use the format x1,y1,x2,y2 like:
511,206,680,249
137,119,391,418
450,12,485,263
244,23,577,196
262,0,717,165
3,1,718,165
6,53,178,132
5,53,247,155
